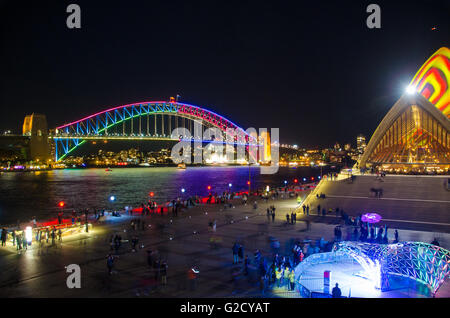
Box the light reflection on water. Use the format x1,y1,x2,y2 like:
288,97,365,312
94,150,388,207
0,166,333,225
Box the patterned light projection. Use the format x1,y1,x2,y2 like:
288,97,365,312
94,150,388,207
360,47,450,170
409,47,450,118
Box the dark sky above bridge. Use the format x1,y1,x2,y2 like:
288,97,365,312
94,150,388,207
1,0,449,147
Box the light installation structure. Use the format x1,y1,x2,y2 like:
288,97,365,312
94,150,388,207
334,241,450,295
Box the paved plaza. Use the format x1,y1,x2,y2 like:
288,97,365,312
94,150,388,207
0,189,449,298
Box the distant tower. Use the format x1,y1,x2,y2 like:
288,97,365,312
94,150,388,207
260,131,271,163
22,113,51,162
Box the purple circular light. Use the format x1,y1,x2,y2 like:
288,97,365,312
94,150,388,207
361,213,382,223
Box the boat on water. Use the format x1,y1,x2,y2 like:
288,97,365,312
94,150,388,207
177,163,186,169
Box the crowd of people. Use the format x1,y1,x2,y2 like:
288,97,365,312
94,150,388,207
230,236,333,295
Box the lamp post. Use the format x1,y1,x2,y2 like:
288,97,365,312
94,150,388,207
109,195,116,214
248,163,251,195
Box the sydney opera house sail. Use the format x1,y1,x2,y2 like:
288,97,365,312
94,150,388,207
360,47,450,173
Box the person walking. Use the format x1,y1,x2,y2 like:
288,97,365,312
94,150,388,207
286,213,290,224
51,228,56,246
271,211,275,223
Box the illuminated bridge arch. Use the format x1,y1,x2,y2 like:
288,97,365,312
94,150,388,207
52,101,252,161
334,241,450,295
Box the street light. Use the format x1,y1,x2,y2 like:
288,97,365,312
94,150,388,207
109,195,116,202
181,188,186,193
228,183,232,188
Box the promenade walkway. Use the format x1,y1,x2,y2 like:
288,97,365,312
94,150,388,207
0,193,448,298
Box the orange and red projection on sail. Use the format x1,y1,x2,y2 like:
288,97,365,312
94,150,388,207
409,47,450,118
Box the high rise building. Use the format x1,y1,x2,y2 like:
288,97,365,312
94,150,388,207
357,135,366,154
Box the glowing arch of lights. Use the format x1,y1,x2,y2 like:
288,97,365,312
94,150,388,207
334,241,450,295
410,47,450,118
53,101,253,161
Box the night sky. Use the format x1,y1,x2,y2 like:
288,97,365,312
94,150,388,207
1,0,449,148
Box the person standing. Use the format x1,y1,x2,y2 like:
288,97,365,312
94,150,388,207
160,261,168,285
243,255,250,276
232,243,239,264
1,228,6,246
107,254,116,275
332,283,342,298
289,268,295,291
238,244,244,263
275,266,282,287
22,232,27,250
271,211,275,223
51,228,56,246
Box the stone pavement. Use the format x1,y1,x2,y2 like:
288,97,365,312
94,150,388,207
0,194,448,298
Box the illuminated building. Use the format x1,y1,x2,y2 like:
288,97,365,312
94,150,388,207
360,47,450,173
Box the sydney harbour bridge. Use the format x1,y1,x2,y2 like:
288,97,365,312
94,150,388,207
18,99,267,162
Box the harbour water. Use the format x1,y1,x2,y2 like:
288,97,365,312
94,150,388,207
0,166,336,225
